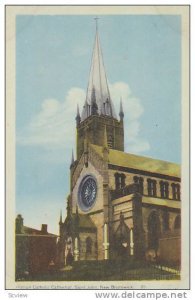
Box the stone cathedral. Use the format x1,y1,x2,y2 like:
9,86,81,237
57,25,181,266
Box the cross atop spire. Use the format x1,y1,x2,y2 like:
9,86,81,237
81,20,116,121
94,16,99,31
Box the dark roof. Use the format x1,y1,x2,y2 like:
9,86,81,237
90,144,180,178
79,215,96,229
72,214,97,230
21,226,57,237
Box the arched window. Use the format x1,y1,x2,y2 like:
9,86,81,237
160,181,169,199
174,215,181,230
148,211,161,250
86,237,92,254
133,176,144,194
147,178,157,197
121,174,126,188
171,183,181,200
114,173,119,189
108,135,114,149
115,173,126,189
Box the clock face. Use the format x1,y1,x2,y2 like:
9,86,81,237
78,175,97,211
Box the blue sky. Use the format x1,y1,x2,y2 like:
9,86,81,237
16,15,181,234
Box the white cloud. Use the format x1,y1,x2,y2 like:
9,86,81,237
17,88,85,149
109,82,144,121
126,138,150,153
17,82,150,163
125,120,140,141
109,81,150,153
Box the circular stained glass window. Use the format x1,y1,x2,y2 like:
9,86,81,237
78,175,97,211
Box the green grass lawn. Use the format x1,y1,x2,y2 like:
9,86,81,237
19,259,180,281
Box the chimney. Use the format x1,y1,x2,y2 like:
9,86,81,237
15,214,24,234
41,224,48,234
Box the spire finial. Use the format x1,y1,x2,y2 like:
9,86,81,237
77,103,80,116
76,104,81,126
71,149,74,166
66,195,71,217
119,97,124,121
59,210,62,224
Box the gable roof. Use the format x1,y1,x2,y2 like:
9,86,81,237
90,144,180,178
72,214,97,230
22,226,57,237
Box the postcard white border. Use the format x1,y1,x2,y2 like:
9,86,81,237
5,5,190,290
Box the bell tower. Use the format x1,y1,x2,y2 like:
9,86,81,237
76,20,124,160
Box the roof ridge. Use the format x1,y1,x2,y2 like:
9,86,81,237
89,143,180,177
109,147,180,167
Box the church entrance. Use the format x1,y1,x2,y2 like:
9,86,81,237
113,213,130,260
115,236,129,259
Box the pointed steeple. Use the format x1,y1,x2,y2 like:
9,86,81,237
70,149,74,167
119,98,124,121
76,104,81,126
81,20,116,121
82,99,89,120
66,195,72,218
59,210,62,225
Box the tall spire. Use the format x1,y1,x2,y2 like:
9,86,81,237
81,19,116,121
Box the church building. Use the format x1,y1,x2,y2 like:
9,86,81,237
57,23,181,267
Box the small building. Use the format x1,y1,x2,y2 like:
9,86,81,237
15,214,57,279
